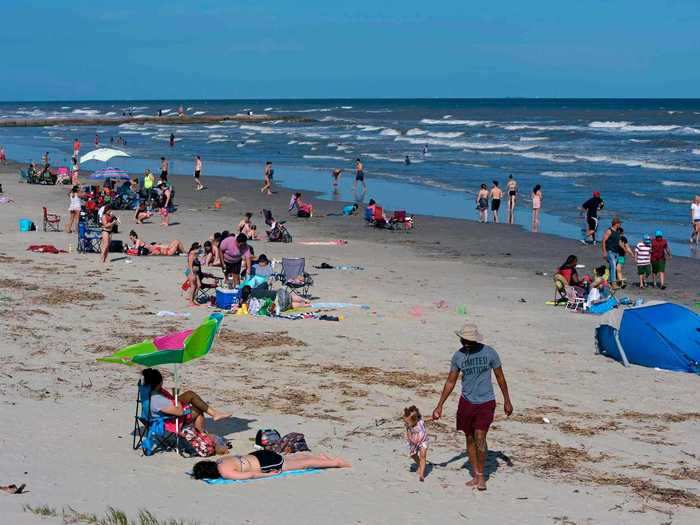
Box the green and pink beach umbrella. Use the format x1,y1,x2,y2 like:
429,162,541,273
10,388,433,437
99,313,224,450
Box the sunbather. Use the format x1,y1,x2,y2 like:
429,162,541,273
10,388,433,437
192,452,351,481
128,230,185,256
142,368,230,435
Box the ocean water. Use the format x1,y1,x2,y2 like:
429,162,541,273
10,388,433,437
1,98,699,256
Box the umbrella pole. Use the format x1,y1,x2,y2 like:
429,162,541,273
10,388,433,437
174,364,180,454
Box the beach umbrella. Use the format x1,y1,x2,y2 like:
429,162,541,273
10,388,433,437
80,148,130,164
98,313,224,452
90,167,130,180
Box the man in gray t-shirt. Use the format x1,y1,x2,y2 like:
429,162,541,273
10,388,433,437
433,323,513,491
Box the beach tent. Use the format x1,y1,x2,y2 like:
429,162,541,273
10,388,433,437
595,301,700,373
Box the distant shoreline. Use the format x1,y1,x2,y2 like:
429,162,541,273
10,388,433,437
0,113,313,128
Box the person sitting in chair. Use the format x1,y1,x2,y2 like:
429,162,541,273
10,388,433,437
290,192,313,218
142,368,230,433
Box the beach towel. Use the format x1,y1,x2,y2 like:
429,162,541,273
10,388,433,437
297,240,347,246
311,302,369,309
199,469,322,484
27,244,66,254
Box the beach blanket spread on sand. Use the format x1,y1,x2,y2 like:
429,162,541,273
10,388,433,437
200,469,322,484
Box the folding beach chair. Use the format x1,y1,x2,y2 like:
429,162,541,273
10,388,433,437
42,207,61,232
390,210,412,229
77,221,102,253
133,380,180,456
564,286,585,312
280,257,314,297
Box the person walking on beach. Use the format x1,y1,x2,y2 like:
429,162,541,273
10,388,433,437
476,184,489,223
690,195,700,245
581,191,604,244
601,217,625,288
65,185,82,234
531,184,542,232
160,157,169,181
331,168,342,191
354,158,367,193
94,134,100,147
650,230,671,289
194,155,204,191
432,323,513,491
506,175,517,224
72,138,80,159
634,234,652,288
261,161,273,195
490,181,503,223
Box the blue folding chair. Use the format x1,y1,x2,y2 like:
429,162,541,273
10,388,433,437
133,380,180,456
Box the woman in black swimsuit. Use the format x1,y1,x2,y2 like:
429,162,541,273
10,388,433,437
192,451,351,480
100,206,117,264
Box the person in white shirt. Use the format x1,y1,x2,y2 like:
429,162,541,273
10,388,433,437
690,195,700,245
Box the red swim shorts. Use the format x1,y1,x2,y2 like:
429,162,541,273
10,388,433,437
456,397,496,435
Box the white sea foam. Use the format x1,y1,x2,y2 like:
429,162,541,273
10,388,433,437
396,136,536,151
589,121,682,133
239,124,279,134
629,139,650,143
693,149,700,155
661,180,700,187
420,118,490,126
379,128,401,136
204,124,225,129
575,154,698,171
442,115,453,119
297,141,318,145
667,197,690,204
264,107,274,111
207,139,229,143
192,111,206,115
72,109,100,116
541,171,591,178
366,153,423,163
356,125,383,132
503,124,578,131
519,136,549,141
355,135,382,141
631,191,646,197
208,134,227,139
428,131,464,139
341,106,353,109
406,128,428,136
303,155,349,161
288,140,298,145
104,111,117,116
514,152,577,163
588,121,630,129
61,106,71,110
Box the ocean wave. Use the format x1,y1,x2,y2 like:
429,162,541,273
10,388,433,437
207,139,229,143
588,121,686,133
356,135,382,141
661,180,700,187
72,109,100,116
208,134,227,139
204,124,226,129
629,139,650,143
588,121,630,129
288,140,298,145
297,141,318,145
503,124,578,131
667,197,690,204
396,135,536,151
192,111,206,115
303,155,350,161
519,136,549,141
428,131,464,138
631,191,646,197
239,124,279,134
406,128,428,136
541,171,591,178
356,125,383,132
341,106,353,109
693,149,700,155
104,111,117,116
420,118,490,126
379,128,401,136
575,154,698,171
366,153,424,163
514,152,577,163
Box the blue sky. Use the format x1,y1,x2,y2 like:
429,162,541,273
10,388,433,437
2,0,699,100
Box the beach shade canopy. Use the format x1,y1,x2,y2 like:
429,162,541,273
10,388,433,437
90,166,130,180
98,313,223,367
595,302,700,373
80,148,130,164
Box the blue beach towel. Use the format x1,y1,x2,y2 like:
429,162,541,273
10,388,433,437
199,469,322,484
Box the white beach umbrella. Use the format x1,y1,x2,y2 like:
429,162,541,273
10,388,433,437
80,148,130,164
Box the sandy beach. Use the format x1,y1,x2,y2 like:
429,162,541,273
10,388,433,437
1,159,699,525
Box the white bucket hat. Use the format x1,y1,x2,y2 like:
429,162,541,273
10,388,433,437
455,323,484,342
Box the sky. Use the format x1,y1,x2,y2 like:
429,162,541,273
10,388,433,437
2,0,699,100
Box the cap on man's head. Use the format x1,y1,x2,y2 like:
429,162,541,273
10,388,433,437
655,230,663,237
593,191,601,197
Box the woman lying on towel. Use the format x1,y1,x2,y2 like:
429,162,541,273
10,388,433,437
128,230,185,256
143,368,230,440
192,452,351,480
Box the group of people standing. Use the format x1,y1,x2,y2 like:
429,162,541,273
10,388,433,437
475,175,520,225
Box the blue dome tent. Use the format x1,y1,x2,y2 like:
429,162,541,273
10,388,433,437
595,302,700,373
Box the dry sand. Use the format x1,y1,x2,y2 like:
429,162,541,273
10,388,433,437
0,161,699,525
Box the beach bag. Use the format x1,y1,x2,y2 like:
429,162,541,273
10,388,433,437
19,219,36,232
109,239,124,253
181,426,216,457
272,432,311,454
255,429,282,449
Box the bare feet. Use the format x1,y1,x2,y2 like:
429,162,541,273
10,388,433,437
210,410,231,421
465,477,479,487
476,474,487,491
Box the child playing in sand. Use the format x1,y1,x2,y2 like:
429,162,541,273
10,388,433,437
404,405,428,481
160,206,169,227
